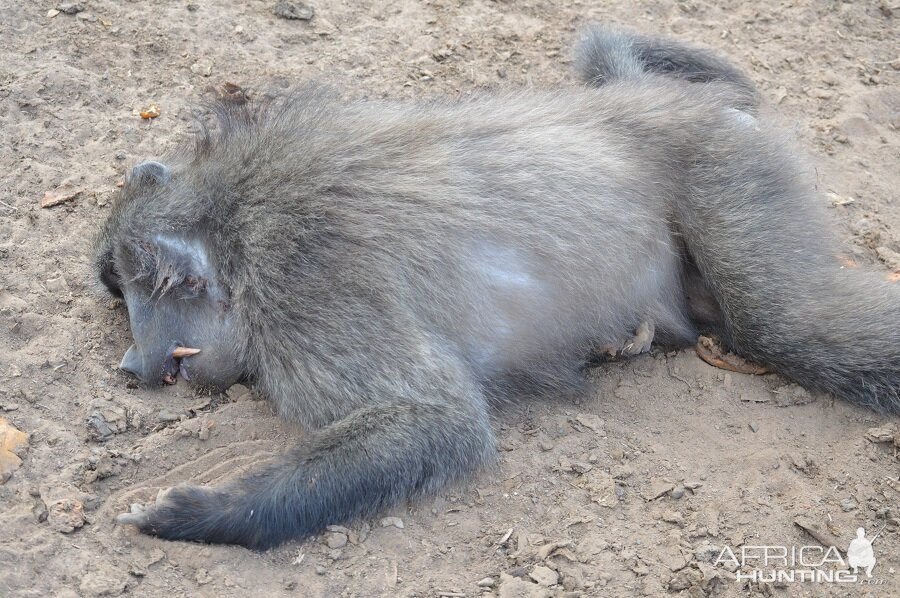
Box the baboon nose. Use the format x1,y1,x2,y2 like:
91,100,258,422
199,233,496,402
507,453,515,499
119,344,144,378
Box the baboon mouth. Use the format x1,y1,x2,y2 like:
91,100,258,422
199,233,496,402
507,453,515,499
163,347,202,385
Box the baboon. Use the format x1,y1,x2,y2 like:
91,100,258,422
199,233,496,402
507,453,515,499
95,25,900,549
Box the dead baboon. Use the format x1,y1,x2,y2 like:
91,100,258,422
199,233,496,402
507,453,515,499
94,25,900,549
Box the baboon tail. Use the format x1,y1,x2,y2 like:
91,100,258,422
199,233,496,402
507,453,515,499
574,24,758,110
676,124,900,414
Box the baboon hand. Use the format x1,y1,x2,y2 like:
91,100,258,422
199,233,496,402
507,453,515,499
117,484,222,541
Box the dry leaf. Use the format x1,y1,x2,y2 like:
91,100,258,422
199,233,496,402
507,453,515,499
0,417,29,483
40,184,81,208
696,335,768,375
140,104,161,119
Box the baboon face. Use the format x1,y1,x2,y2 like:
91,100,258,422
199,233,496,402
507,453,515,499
96,161,244,390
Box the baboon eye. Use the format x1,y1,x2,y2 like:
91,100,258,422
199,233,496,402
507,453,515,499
183,275,208,294
123,234,215,299
99,252,123,298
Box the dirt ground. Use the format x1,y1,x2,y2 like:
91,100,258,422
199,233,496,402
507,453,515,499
1,1,899,596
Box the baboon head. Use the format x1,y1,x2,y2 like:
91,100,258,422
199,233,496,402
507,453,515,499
94,160,244,390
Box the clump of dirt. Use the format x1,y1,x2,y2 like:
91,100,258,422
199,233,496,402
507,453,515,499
0,1,897,596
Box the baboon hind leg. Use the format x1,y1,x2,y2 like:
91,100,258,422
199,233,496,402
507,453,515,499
600,319,656,358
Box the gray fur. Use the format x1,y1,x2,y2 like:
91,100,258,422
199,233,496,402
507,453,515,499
95,25,900,549
576,24,759,111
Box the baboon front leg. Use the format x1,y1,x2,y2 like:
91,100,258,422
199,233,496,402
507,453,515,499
118,396,495,549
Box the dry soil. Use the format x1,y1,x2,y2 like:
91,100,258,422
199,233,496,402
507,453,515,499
1,1,899,597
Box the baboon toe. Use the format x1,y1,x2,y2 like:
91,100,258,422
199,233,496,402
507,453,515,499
621,320,655,356
597,320,656,359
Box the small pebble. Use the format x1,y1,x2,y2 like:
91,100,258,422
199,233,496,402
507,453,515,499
45,276,69,293
476,577,495,588
190,60,213,77
642,480,674,501
571,461,592,474
86,406,128,442
273,1,314,20
669,568,702,591
694,543,721,563
157,410,181,423
380,516,404,529
324,532,347,549
661,510,684,524
529,565,558,587
226,383,253,401
57,2,84,14
47,499,86,533
865,426,896,443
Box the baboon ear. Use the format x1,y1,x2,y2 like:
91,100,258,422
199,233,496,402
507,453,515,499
126,160,171,187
